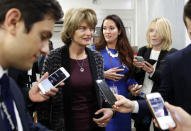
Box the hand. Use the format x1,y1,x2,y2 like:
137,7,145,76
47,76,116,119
113,94,135,113
29,72,62,102
165,102,191,131
93,108,113,127
104,67,124,81
153,102,191,131
133,58,144,68
142,61,154,74
128,84,142,96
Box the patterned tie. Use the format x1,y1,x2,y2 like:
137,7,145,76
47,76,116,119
0,74,17,131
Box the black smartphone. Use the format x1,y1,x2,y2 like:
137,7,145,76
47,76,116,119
96,79,117,106
93,113,104,119
146,59,157,65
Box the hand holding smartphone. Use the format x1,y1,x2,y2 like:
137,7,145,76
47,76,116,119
146,93,176,130
117,64,129,74
38,67,70,94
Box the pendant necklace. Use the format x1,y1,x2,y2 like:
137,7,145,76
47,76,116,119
106,46,118,58
75,59,85,72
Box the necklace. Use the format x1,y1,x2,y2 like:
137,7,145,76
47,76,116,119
75,59,85,72
106,46,118,58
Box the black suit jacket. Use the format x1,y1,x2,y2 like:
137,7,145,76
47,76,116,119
0,76,50,131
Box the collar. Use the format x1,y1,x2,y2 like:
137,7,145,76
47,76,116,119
0,65,7,79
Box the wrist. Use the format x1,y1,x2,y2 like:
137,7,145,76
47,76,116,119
112,108,116,118
132,100,139,113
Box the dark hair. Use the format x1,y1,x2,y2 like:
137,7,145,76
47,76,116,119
0,0,63,33
95,14,134,79
184,0,191,26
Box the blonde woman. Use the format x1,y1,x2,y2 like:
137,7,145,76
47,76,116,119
132,17,177,131
37,8,114,131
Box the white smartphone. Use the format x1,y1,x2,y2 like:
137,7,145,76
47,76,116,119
38,67,70,94
135,56,144,62
145,92,176,130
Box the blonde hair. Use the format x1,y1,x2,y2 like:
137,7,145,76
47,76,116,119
61,8,97,45
146,17,172,51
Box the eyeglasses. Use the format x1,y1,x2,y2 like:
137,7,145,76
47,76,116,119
78,26,95,33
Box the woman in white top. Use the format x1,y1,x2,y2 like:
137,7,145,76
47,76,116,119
132,17,177,131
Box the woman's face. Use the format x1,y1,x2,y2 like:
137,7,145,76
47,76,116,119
72,20,94,47
103,19,120,44
149,23,163,47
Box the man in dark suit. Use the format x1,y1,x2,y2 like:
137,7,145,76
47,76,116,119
0,0,63,130
113,0,191,130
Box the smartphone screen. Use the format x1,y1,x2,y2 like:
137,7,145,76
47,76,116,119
135,56,144,62
146,93,176,130
39,67,70,94
149,97,169,118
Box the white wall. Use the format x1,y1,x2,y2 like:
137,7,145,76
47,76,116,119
136,0,186,49
52,0,188,50
57,0,133,12
51,0,135,48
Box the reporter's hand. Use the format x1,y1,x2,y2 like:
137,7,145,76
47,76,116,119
104,68,124,81
153,102,191,131
128,84,142,96
165,102,191,131
113,94,135,113
29,72,62,102
93,108,113,127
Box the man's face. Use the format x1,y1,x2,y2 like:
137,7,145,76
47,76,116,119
3,16,55,70
185,17,191,40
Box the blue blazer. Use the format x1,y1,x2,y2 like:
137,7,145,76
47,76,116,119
0,77,50,131
138,44,191,116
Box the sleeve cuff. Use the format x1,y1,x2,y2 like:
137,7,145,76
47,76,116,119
132,100,139,113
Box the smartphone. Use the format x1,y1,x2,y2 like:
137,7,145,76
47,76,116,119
96,79,117,106
146,59,157,65
93,113,104,119
117,64,129,74
135,56,144,62
145,93,176,130
38,67,70,94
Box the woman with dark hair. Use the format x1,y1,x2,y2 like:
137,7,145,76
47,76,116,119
94,14,141,131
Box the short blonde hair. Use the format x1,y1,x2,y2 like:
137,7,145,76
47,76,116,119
146,17,172,51
61,8,97,45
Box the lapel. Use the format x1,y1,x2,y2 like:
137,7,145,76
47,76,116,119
86,47,98,80
158,50,168,61
144,48,152,60
85,47,103,107
156,50,168,68
8,78,29,131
